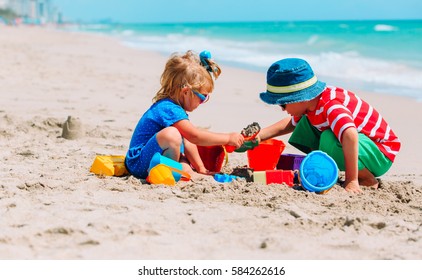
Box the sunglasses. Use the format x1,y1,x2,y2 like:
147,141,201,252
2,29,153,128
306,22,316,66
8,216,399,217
192,89,210,104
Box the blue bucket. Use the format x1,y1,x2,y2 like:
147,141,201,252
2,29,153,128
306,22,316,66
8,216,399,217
299,151,338,193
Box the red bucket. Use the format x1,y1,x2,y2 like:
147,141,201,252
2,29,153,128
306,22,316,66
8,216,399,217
197,145,227,172
247,139,285,171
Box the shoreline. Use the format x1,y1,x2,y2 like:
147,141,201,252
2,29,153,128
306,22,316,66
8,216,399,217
1,26,421,260
64,20,422,101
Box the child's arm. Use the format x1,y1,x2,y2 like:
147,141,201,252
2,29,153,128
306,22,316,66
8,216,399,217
183,138,208,174
341,127,363,194
173,119,244,147
258,116,295,141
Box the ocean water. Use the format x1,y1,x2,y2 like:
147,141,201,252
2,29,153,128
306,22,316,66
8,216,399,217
68,20,422,100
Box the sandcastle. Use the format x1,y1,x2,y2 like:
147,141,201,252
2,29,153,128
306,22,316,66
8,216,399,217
61,116,85,140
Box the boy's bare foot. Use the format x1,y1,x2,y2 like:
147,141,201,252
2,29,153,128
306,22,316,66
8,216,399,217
358,168,379,189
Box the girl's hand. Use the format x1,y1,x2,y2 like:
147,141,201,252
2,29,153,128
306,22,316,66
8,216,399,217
196,166,216,176
202,170,217,176
196,167,217,176
228,132,244,148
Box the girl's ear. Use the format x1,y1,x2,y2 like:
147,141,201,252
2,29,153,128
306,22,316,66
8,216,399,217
182,87,189,95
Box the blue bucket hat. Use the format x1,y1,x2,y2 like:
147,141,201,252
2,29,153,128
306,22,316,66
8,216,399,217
259,58,326,105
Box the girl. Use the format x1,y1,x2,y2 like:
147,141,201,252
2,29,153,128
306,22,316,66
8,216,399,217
125,50,244,179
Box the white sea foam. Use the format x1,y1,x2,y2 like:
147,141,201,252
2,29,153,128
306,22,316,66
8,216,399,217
119,33,421,98
306,35,319,45
121,29,135,36
110,24,422,100
374,24,397,32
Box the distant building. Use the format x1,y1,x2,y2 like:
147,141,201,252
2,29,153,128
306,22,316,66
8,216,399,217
3,0,61,24
0,0,8,9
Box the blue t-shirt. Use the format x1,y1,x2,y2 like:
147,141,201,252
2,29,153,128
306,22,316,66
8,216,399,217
125,98,188,178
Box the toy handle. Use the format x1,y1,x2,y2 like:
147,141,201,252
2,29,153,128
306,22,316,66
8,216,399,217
167,166,191,181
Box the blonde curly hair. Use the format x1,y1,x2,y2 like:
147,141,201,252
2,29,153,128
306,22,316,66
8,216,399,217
153,50,221,104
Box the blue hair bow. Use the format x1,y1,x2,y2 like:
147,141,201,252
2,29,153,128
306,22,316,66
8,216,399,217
200,50,212,72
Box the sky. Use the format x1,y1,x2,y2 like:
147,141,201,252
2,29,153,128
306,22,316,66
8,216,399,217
54,0,422,23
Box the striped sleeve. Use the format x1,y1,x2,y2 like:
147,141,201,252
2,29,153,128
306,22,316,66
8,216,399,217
325,100,356,142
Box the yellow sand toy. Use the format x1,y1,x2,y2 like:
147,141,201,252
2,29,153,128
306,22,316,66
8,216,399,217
146,153,191,185
90,155,128,177
90,153,191,185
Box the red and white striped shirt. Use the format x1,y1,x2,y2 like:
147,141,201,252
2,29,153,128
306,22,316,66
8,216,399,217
293,86,401,162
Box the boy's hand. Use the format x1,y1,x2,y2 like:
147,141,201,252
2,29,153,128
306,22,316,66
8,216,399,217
235,139,260,152
344,180,363,194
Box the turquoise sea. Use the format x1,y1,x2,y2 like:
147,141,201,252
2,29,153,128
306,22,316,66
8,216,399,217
68,20,422,100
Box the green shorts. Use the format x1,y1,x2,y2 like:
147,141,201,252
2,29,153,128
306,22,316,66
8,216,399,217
288,117,392,177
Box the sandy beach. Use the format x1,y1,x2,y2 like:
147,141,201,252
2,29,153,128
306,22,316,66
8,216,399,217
0,26,421,260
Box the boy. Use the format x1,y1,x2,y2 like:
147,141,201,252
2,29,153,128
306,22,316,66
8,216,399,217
251,58,400,194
